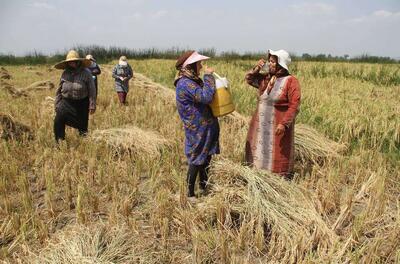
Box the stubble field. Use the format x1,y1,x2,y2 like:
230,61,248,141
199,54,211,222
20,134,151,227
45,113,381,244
0,59,399,263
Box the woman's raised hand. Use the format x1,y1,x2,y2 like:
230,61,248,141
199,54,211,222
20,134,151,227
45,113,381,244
257,59,266,68
204,65,214,75
256,59,266,71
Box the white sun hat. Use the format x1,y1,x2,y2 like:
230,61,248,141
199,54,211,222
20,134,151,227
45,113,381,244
268,49,291,71
119,56,128,66
182,51,210,68
86,54,96,62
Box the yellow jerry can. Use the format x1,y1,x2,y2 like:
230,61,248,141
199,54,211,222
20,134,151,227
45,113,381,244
210,73,235,117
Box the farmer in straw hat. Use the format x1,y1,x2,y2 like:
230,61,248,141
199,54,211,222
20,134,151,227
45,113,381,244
112,56,133,105
53,50,97,142
245,49,301,180
174,50,220,200
85,54,101,96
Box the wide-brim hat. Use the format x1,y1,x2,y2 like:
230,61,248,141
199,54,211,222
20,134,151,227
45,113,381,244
54,50,91,69
267,49,291,71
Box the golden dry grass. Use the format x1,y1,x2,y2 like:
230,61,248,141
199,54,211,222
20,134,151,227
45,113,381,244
0,61,399,263
23,80,55,91
0,112,33,141
91,126,172,157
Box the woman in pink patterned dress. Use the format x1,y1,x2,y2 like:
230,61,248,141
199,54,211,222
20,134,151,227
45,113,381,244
245,49,301,179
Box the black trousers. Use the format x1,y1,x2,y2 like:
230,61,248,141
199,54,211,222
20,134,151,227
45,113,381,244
54,97,89,142
187,156,211,197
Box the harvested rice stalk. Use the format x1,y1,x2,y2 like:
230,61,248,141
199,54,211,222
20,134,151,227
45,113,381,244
295,124,347,164
39,97,55,117
91,126,171,157
220,111,250,126
0,80,28,97
203,159,337,262
44,96,55,103
134,73,175,102
0,217,15,248
0,67,12,80
30,224,154,264
24,80,55,91
0,113,34,141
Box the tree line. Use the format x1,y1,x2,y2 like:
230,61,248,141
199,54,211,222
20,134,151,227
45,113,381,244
0,45,398,65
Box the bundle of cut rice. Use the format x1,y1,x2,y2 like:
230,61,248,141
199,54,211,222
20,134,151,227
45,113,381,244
0,113,33,141
0,80,28,97
295,124,346,164
39,96,55,117
134,73,175,102
24,80,55,91
0,67,12,80
220,110,250,126
91,126,171,157
197,159,337,262
0,217,16,255
31,224,155,264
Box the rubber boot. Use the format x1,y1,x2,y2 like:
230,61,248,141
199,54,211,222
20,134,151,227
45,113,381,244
187,164,199,197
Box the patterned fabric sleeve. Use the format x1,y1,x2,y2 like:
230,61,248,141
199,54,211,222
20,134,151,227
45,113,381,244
177,75,216,105
245,66,265,88
191,74,215,104
280,77,301,128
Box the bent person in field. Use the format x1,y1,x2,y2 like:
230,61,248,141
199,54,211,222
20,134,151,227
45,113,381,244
112,56,133,105
53,50,96,142
174,51,220,200
85,54,101,96
245,49,301,180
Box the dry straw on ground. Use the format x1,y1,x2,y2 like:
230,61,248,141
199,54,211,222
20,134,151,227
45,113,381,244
0,113,33,141
30,224,153,264
0,80,28,97
39,96,55,118
199,159,337,262
134,73,176,102
24,80,55,91
0,67,12,80
2,63,398,263
295,123,347,164
91,126,172,157
0,217,18,257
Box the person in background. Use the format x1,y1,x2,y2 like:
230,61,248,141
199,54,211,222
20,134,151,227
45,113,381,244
53,50,96,142
245,49,301,180
85,54,101,96
112,56,133,105
174,50,220,201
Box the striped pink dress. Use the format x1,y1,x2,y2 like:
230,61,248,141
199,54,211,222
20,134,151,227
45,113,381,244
245,70,301,176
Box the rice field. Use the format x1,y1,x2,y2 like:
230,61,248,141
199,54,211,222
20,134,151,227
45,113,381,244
0,59,399,263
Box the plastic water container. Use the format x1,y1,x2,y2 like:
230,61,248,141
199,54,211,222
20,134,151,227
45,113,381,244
209,73,235,117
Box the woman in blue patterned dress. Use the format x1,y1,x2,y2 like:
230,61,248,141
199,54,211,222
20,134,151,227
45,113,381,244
174,51,220,199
